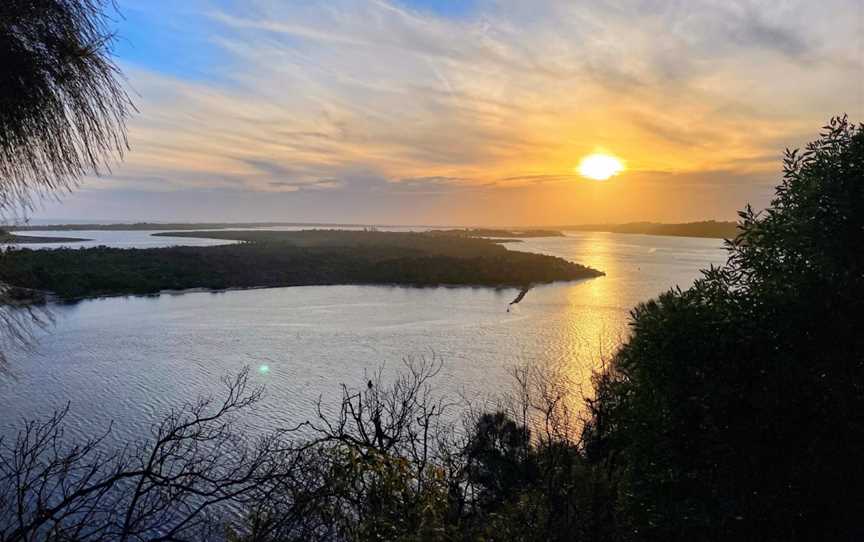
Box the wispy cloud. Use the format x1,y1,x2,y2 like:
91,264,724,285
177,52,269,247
64,0,863,224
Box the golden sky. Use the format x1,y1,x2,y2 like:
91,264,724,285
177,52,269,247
36,0,864,225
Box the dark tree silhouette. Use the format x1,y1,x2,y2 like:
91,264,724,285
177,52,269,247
584,116,864,541
0,369,296,541
242,358,454,541
0,0,133,215
0,282,50,373
0,0,133,369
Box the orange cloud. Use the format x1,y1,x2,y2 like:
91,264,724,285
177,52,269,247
62,0,863,224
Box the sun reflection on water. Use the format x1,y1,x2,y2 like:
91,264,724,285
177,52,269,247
528,235,623,416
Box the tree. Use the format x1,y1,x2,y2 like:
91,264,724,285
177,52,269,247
0,0,132,369
0,0,133,216
232,359,614,542
584,117,864,541
0,369,297,541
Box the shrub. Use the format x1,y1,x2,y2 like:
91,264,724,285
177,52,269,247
584,116,864,541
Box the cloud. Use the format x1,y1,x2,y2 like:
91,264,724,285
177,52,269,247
268,179,344,192
65,0,863,224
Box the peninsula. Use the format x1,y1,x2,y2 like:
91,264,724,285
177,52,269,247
0,228,89,244
0,230,603,300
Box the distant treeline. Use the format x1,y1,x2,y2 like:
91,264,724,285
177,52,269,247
0,230,602,299
6,221,738,239
152,229,560,254
4,222,388,231
429,228,565,238
565,220,739,239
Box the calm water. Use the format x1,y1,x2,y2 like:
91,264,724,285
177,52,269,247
0,232,726,446
6,226,430,250
6,229,237,249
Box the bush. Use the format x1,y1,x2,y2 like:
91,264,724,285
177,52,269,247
584,116,864,541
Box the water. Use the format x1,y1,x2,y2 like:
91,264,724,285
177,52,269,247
0,232,727,448
5,226,431,250
4,230,236,249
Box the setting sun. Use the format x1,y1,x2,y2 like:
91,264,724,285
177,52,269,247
577,154,625,181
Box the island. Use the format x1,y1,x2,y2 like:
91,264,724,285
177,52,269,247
563,221,739,239
0,230,603,300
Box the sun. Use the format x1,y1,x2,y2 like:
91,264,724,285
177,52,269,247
577,153,625,181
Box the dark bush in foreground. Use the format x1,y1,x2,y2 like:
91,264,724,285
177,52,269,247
584,116,864,541
1,360,602,541
0,0,132,213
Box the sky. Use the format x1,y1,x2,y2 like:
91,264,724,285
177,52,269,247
34,0,864,226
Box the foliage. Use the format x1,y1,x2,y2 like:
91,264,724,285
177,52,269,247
0,232,602,299
0,0,132,215
0,282,49,372
227,359,613,542
0,359,607,542
0,0,131,370
583,116,864,541
0,369,292,541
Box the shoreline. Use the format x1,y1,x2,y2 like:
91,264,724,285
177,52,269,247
1,233,91,244
0,231,603,302
36,276,600,305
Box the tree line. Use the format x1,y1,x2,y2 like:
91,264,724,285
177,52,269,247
0,232,602,300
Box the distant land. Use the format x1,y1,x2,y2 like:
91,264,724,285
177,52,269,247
5,221,739,239
0,228,89,244
0,230,603,300
5,222,420,231
563,221,739,239
430,228,565,239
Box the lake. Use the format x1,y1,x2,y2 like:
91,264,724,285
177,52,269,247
3,225,431,250
0,231,727,446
